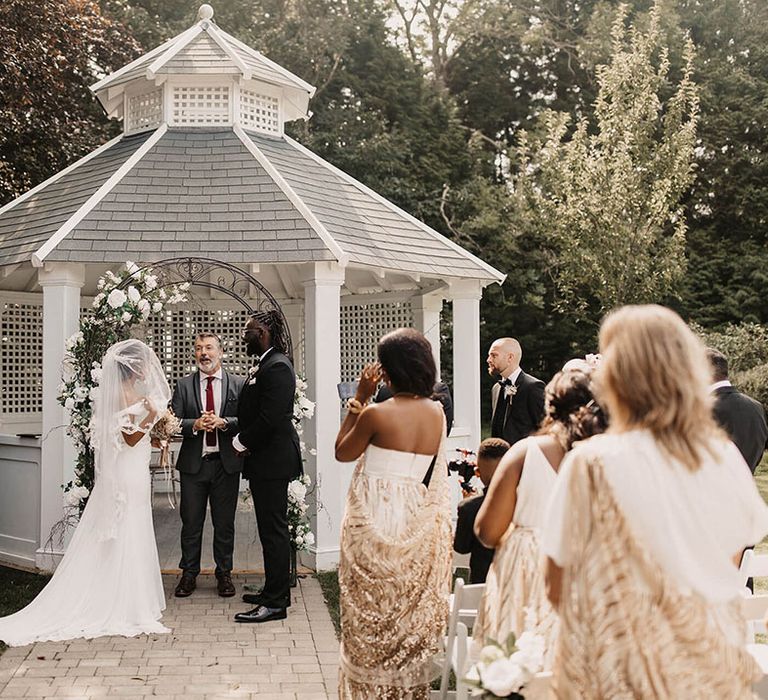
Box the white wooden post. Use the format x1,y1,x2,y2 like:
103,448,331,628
36,262,84,571
412,293,443,378
300,261,345,570
450,280,482,451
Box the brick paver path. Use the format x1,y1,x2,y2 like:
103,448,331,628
0,574,339,699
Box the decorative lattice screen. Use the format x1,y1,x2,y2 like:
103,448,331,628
1,302,43,414
126,89,163,133
141,307,251,387
339,300,414,382
240,90,279,134
172,86,230,125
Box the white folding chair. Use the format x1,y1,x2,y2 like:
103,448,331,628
438,577,485,700
740,550,768,588
739,591,768,697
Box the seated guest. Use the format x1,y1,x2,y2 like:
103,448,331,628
453,438,510,584
473,365,606,666
543,305,768,698
706,347,768,473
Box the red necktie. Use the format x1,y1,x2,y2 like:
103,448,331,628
205,376,216,447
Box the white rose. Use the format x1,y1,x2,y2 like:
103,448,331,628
106,270,120,283
74,386,89,401
145,275,158,290
127,286,140,303
96,278,105,290
90,367,102,383
482,658,526,697
64,397,75,410
287,481,307,503
304,531,315,546
309,447,317,456
125,261,139,274
152,302,163,313
294,534,304,546
121,311,132,323
479,644,507,665
92,293,105,308
137,299,150,316
106,289,127,308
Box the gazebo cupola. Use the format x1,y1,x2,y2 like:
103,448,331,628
91,4,314,136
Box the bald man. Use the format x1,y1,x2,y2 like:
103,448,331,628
487,337,545,445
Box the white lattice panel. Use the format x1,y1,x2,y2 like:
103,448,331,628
240,90,279,133
140,307,251,387
172,86,230,125
1,302,43,414
340,300,414,382
126,89,163,133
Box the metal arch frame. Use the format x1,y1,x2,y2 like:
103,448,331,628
117,257,292,361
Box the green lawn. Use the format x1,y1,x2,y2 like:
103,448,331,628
0,565,50,655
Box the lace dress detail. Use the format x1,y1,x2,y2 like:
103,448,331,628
551,448,761,698
473,439,559,669
338,431,452,699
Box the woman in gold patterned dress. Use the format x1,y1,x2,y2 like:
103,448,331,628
335,328,452,699
473,367,606,668
543,304,768,698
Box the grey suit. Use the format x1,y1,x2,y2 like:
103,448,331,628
171,370,245,576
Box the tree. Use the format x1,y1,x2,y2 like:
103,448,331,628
509,3,699,320
0,0,140,204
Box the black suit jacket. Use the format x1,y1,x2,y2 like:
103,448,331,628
171,370,244,475
454,493,494,584
491,370,546,445
712,385,768,473
237,350,302,482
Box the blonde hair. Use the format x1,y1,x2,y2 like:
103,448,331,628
597,304,721,471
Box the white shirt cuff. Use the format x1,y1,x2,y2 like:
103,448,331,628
232,434,246,452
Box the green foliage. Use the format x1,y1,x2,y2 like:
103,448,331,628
0,0,140,204
510,3,699,320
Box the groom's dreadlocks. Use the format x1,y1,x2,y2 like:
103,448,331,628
250,308,292,362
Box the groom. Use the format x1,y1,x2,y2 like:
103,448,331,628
233,310,302,624
171,333,244,598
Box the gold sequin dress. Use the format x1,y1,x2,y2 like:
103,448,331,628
473,439,559,668
543,437,766,698
338,428,452,699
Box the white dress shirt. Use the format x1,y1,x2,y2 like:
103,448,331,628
199,368,223,454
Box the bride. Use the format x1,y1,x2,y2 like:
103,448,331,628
0,338,171,646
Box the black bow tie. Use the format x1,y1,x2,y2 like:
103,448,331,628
499,377,512,387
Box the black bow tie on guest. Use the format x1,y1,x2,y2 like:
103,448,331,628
498,377,512,387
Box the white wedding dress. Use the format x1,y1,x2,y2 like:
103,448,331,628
0,341,170,646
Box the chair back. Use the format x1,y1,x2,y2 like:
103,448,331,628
739,550,768,583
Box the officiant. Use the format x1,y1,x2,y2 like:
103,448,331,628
171,333,244,599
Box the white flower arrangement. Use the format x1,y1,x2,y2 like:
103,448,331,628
465,631,545,698
57,262,187,514
288,473,315,551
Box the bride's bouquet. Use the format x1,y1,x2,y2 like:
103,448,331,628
464,631,545,698
150,408,181,470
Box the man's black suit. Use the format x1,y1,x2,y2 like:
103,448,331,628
454,493,494,584
491,370,546,445
237,349,302,609
712,385,768,473
171,370,244,577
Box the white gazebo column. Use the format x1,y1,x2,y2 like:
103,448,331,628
300,261,345,570
412,293,443,376
36,262,85,570
450,280,483,450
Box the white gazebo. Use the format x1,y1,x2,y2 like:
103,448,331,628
0,4,504,572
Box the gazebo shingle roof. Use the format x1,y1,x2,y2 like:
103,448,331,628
0,127,504,281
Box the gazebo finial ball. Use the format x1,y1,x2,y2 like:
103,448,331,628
198,4,214,20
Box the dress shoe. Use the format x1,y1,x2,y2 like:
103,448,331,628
234,605,287,623
216,573,236,598
174,573,196,598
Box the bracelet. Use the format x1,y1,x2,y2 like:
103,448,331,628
348,398,365,414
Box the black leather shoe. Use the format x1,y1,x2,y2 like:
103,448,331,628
174,573,196,598
234,605,287,623
242,592,263,605
216,573,236,598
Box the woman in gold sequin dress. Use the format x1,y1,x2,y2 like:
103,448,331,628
473,367,606,668
335,328,452,699
543,305,768,698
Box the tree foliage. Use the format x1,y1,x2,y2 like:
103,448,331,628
0,0,140,204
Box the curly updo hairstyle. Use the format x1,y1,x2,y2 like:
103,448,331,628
538,368,607,450
377,328,436,398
